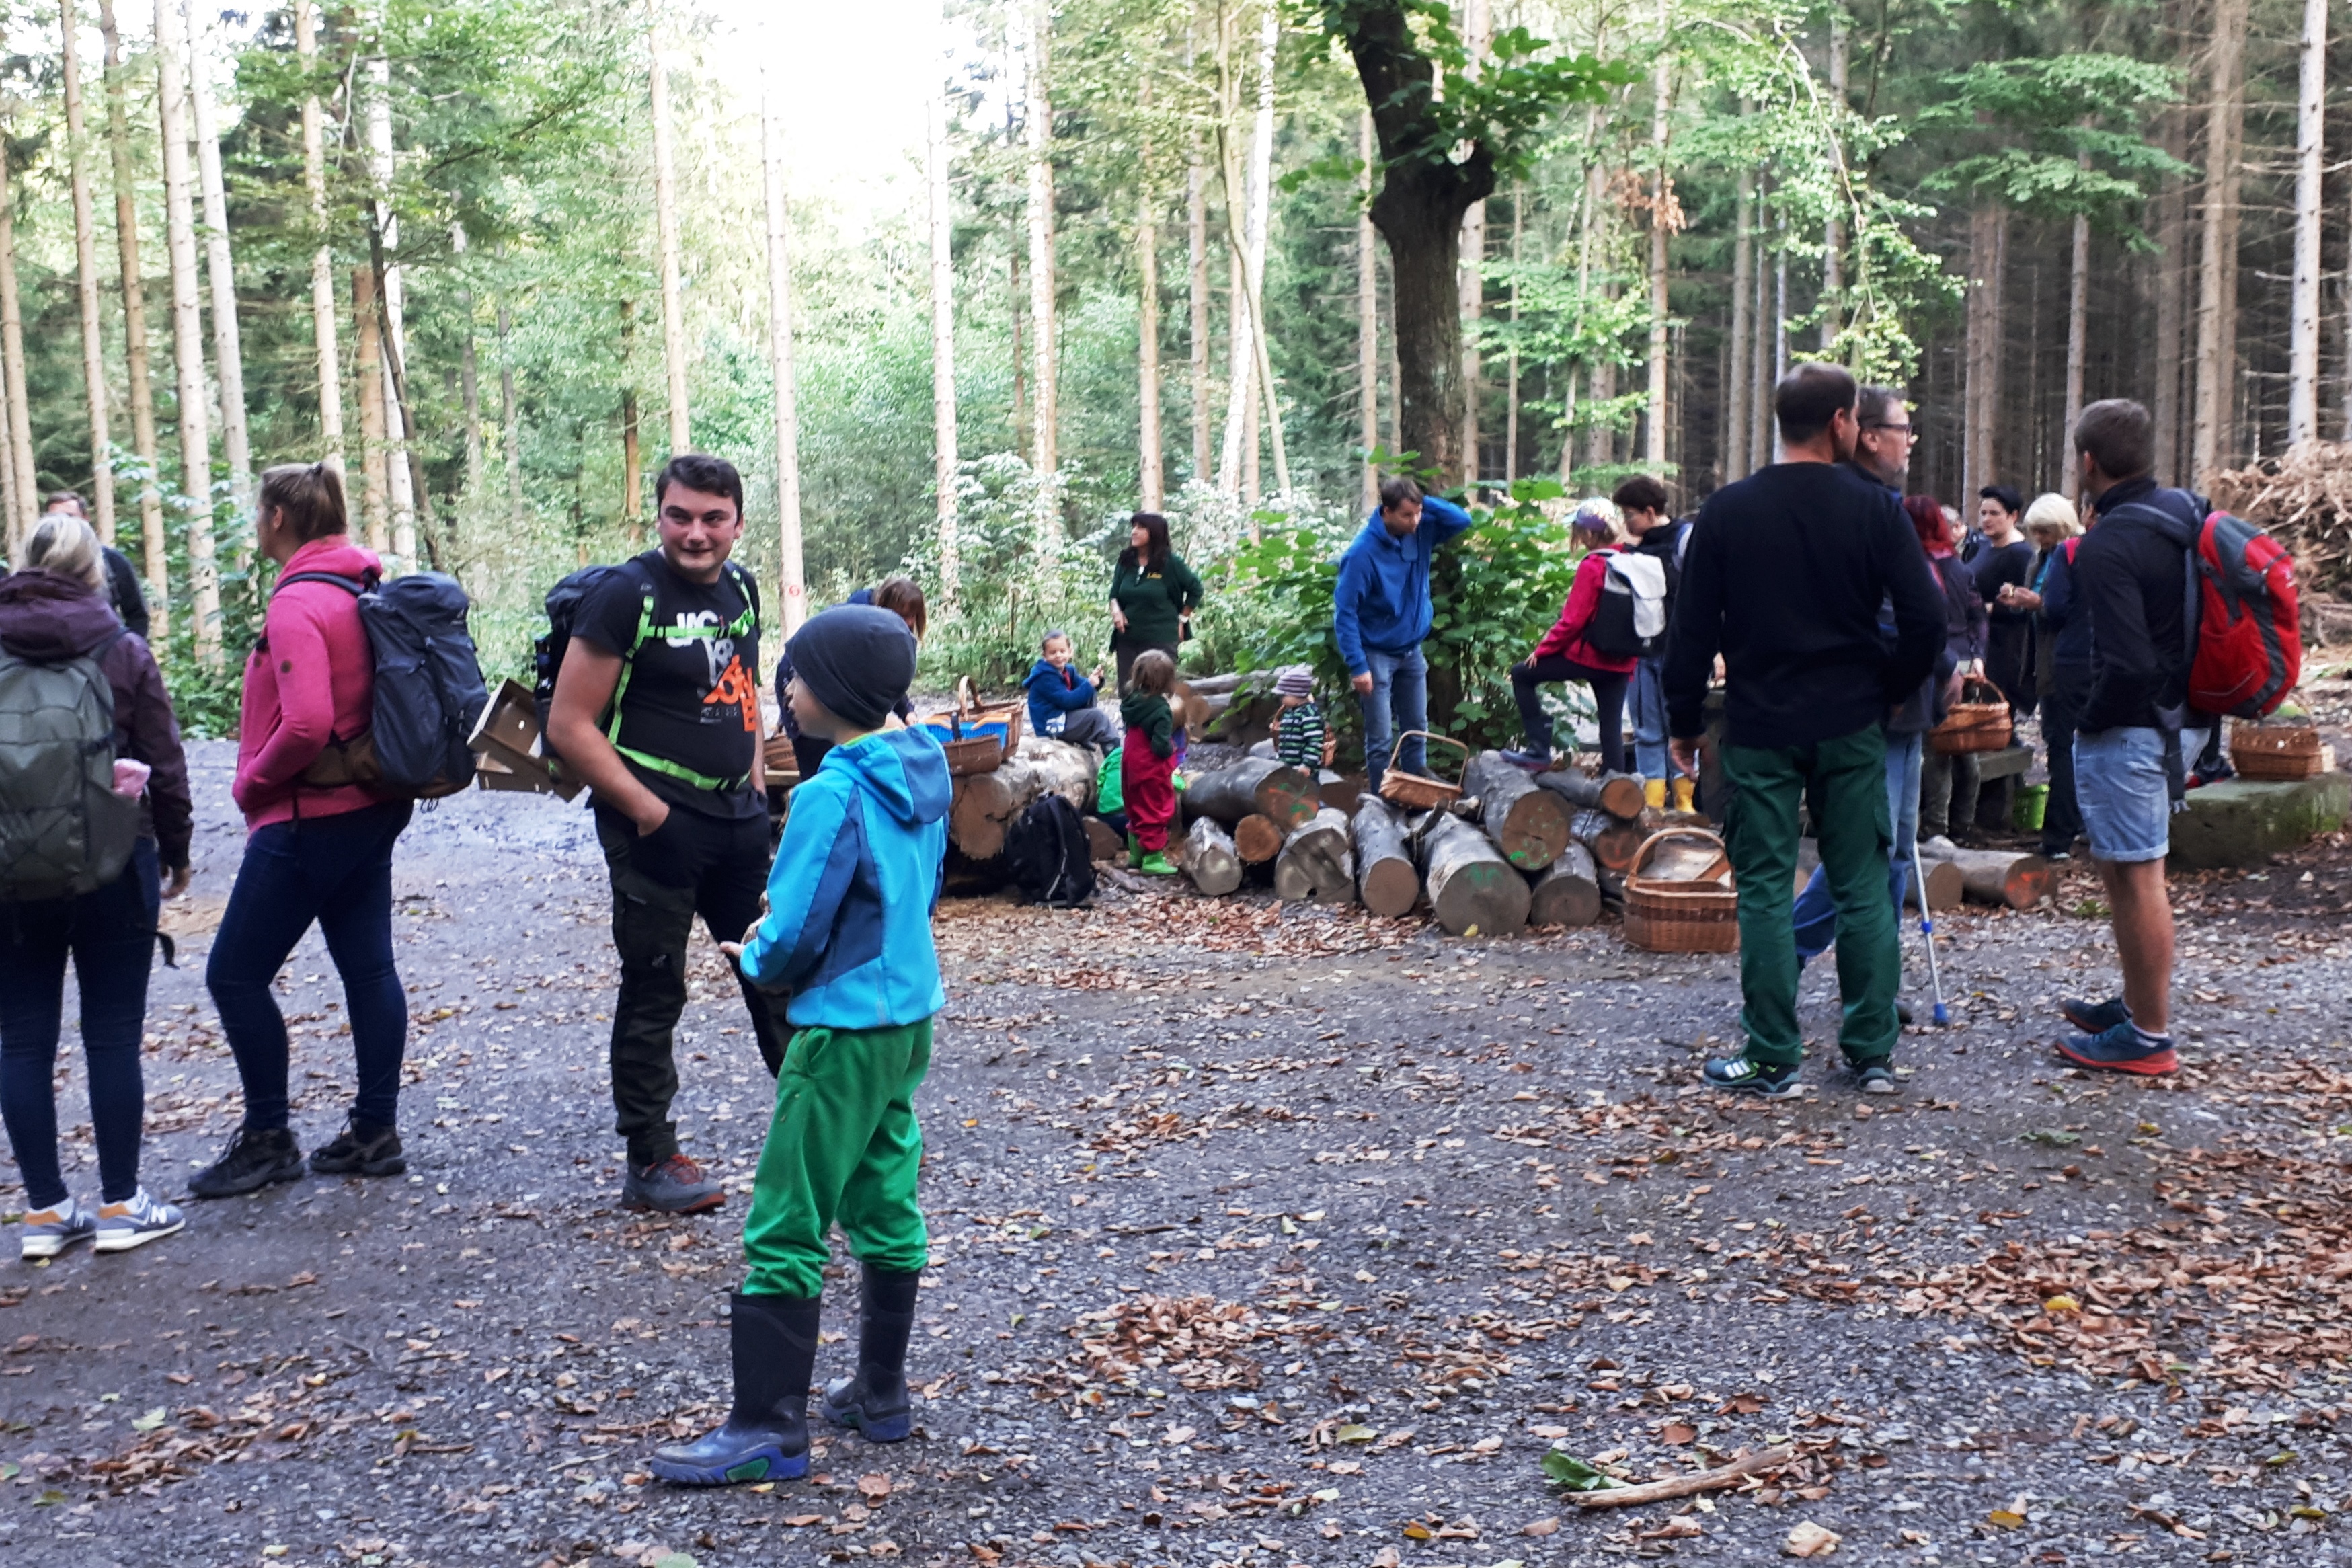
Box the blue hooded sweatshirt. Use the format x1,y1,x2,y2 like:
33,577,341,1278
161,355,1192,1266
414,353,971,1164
1331,494,1475,676
1023,658,1100,736
738,726,951,1029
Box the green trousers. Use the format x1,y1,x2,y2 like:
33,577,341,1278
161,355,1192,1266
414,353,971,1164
1721,723,1900,1068
742,1019,933,1298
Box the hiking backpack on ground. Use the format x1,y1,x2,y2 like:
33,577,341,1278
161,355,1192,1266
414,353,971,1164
2107,494,2302,720
1581,549,1670,661
0,631,139,901
1003,793,1095,908
280,570,491,799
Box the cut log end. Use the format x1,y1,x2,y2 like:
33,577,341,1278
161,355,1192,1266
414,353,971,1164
1232,814,1284,864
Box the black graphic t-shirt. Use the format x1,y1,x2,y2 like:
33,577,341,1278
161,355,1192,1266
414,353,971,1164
576,550,763,819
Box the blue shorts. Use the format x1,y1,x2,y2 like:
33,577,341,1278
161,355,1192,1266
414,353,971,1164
2072,726,2208,864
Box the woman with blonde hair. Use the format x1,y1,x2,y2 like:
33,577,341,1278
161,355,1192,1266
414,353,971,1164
0,514,192,1257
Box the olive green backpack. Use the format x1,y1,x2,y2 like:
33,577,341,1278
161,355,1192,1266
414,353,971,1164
0,633,139,902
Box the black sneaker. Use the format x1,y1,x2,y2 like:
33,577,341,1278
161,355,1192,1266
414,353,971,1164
2061,996,2129,1035
188,1126,305,1199
622,1153,725,1214
1702,1056,1801,1099
310,1118,407,1177
1896,1000,1915,1027
1850,1060,1898,1095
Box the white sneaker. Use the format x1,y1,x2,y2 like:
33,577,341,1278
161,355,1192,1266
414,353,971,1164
19,1197,97,1260
93,1189,185,1254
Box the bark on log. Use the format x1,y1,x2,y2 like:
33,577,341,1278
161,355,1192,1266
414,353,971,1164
1181,814,1242,896
1463,751,1573,869
1319,769,1366,812
1183,756,1319,829
1232,814,1284,863
1905,857,1965,912
1916,838,2053,909
1352,795,1419,917
1416,812,1531,937
1182,672,1250,696
1273,806,1355,902
1569,1446,1796,1510
1527,842,1600,927
1537,767,1645,821
1082,816,1124,862
1571,808,1648,873
1014,737,1097,808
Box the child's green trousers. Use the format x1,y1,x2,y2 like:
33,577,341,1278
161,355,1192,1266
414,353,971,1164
741,1018,933,1298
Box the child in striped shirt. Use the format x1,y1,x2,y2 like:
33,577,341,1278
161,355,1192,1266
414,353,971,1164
1272,666,1326,770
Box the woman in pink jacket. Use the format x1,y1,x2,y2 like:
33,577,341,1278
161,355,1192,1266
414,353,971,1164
1503,504,1638,773
192,463,414,1200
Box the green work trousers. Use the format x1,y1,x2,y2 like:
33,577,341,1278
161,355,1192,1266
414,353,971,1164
1721,723,1900,1068
742,1018,933,1299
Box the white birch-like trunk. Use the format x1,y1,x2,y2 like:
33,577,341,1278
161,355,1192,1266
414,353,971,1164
1456,0,1489,487
2287,0,2327,446
1727,166,1752,483
0,171,24,560
1749,182,1772,472
1024,0,1057,503
1138,186,1162,512
155,0,218,660
188,1,249,512
453,223,483,511
1216,2,1282,502
1505,186,1521,483
1358,110,1378,508
498,303,524,524
99,0,165,622
353,267,389,551
294,1,342,471
648,9,690,455
2060,204,2088,500
1819,11,1845,350
760,83,807,637
364,44,414,567
1962,203,2006,502
1187,126,1209,488
2153,103,2187,482
924,42,959,606
1644,28,1672,471
2192,0,2247,483
60,0,116,543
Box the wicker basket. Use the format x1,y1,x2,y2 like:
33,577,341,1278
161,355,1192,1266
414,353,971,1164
2231,721,2327,781
1928,675,2013,756
1622,827,1739,954
1379,732,1469,810
918,677,1027,776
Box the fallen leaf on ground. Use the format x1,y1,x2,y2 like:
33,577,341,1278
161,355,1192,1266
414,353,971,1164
1784,1520,1840,1557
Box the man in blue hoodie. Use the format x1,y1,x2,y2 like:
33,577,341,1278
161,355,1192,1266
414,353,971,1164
653,604,951,1487
1333,476,1475,778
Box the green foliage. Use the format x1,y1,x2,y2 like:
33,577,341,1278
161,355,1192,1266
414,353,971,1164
1918,54,2189,233
1541,1448,1626,1492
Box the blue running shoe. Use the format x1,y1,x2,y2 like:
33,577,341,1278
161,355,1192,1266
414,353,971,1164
2060,996,2129,1035
2055,1020,2177,1076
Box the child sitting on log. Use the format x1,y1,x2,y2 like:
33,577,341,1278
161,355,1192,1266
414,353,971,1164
1118,649,1181,876
651,604,949,1487
1271,665,1328,770
1023,629,1119,750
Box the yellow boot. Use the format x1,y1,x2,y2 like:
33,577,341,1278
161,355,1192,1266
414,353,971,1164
1643,777,1668,811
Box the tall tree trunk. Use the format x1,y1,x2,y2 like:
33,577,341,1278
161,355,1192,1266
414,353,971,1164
1963,202,2006,501
924,48,958,606
364,47,413,567
188,1,249,513
294,0,342,471
1557,130,1600,481
2060,202,2088,500
364,219,441,571
98,0,164,623
1643,27,1672,471
760,83,807,637
2287,0,2326,447
1358,110,1378,508
647,7,690,455
2152,97,2187,483
1024,0,1056,496
2192,0,2246,483
1455,0,1489,487
1749,185,1772,471
1216,1,1285,504
1820,9,1845,351
0,85,35,557
498,302,524,524
1187,120,1209,488
60,0,115,543
619,299,641,546
1504,182,1521,483
1727,166,1752,483
354,267,389,551
454,224,482,524
155,0,219,662
1136,84,1161,514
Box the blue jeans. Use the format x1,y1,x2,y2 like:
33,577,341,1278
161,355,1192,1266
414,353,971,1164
1631,658,1670,781
0,840,161,1207
1793,731,1924,966
1356,645,1429,779
2074,726,2208,864
207,801,412,1133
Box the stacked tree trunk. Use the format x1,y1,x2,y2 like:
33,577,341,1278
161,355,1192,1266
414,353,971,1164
1181,815,1243,895
1416,811,1531,937
1350,794,1420,916
947,737,1097,860
1528,842,1602,927
1537,767,1645,820
1184,756,1321,831
1570,808,1649,875
1273,807,1355,902
1462,751,1573,869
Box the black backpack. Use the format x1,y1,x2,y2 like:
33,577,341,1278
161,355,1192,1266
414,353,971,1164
278,570,489,799
535,559,758,765
1003,793,1095,908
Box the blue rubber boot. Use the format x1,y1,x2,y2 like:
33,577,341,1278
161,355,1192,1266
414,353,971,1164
650,1292,819,1485
822,1266,922,1442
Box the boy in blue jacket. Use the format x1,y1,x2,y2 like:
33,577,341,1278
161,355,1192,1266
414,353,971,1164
1022,629,1119,748
652,605,951,1487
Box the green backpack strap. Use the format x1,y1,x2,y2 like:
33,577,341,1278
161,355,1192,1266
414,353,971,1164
605,557,758,793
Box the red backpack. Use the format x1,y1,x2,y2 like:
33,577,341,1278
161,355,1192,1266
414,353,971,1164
2109,495,2302,720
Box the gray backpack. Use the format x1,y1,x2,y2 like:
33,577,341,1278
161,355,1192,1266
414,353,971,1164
0,632,139,901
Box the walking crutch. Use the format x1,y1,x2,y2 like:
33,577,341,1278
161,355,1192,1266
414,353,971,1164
1908,828,1951,1025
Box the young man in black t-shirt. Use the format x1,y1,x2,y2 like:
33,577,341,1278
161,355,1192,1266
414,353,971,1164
548,453,791,1214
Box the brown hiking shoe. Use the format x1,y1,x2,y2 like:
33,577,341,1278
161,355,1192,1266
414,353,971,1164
622,1153,725,1214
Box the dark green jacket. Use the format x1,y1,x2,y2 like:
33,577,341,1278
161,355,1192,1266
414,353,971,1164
1119,689,1175,758
1109,552,1204,648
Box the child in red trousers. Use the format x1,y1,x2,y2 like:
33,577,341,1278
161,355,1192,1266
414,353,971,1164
1118,648,1179,875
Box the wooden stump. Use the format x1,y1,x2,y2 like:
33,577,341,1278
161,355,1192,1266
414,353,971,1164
1416,812,1531,937
1571,808,1648,873
948,761,1044,861
1082,816,1124,863
1537,767,1645,822
1905,856,1965,912
1351,795,1420,918
1232,814,1284,864
1463,751,1573,869
1181,815,1243,896
1527,842,1601,927
1273,807,1356,902
1185,757,1321,831
1916,838,2053,909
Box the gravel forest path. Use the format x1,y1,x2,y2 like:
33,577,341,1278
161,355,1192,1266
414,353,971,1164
3,738,2351,1568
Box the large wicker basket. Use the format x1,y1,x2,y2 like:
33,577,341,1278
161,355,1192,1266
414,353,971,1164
1928,675,2013,756
1379,731,1469,810
2231,721,2328,781
1622,827,1739,954
920,676,1026,776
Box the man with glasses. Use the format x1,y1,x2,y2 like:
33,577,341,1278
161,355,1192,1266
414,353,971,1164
1852,391,1916,491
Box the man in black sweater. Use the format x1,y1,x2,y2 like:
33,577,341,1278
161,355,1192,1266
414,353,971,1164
2053,399,2205,1076
1666,364,1945,1099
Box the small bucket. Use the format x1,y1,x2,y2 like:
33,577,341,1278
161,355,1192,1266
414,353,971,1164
2012,782,2048,832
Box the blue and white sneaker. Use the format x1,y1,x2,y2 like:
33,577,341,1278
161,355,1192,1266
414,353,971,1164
2060,995,2129,1035
94,1189,186,1254
1702,1055,1801,1099
19,1198,97,1261
2055,1020,2177,1076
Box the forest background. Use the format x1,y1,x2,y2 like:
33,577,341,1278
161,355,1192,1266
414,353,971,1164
0,0,2333,741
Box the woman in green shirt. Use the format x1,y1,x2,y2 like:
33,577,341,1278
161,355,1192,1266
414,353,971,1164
1107,512,1204,693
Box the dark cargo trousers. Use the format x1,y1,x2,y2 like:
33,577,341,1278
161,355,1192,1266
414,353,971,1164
595,802,793,1167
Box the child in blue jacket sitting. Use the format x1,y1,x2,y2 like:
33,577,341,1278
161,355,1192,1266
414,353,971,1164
652,604,950,1487
1023,630,1119,749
